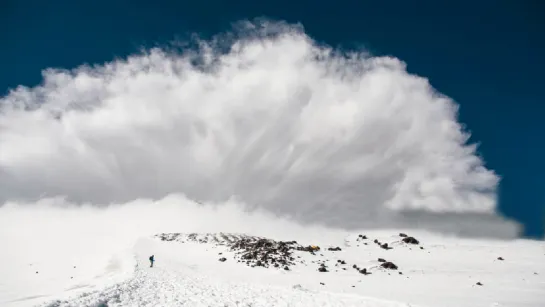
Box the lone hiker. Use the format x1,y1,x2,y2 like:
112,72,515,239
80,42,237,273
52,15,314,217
149,255,155,268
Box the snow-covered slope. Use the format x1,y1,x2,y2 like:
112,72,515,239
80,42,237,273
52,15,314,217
5,231,543,307
0,19,543,307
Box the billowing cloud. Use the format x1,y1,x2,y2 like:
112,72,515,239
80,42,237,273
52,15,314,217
0,20,519,237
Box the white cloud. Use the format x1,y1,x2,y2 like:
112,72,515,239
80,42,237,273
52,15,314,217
0,20,519,237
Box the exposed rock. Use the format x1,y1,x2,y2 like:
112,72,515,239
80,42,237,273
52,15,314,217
318,266,328,272
219,257,227,262
476,282,483,286
230,238,303,269
399,233,408,237
402,237,419,245
381,261,398,270
328,247,342,251
378,258,386,262
497,257,504,261
381,243,392,250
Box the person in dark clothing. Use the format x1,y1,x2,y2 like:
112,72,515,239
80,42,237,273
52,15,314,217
149,255,155,268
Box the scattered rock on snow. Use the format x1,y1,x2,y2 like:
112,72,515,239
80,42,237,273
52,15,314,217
399,233,408,237
381,243,392,250
318,266,328,272
219,257,227,262
381,262,398,270
497,257,504,261
378,258,386,262
402,237,419,244
328,247,342,251
359,268,370,275
230,238,302,269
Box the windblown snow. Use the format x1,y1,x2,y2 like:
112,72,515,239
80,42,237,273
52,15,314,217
0,20,541,307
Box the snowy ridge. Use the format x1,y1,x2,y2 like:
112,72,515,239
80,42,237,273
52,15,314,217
153,232,265,245
30,230,545,307
40,259,410,307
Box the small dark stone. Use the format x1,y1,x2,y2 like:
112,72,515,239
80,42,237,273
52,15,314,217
219,257,227,262
476,282,483,286
378,258,386,262
320,282,325,285
284,266,289,271
399,233,408,237
318,266,328,272
402,237,419,244
399,272,403,275
381,262,398,270
497,257,504,261
420,246,424,250
359,268,367,274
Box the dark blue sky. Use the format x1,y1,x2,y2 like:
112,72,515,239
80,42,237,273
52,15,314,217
1,0,544,238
